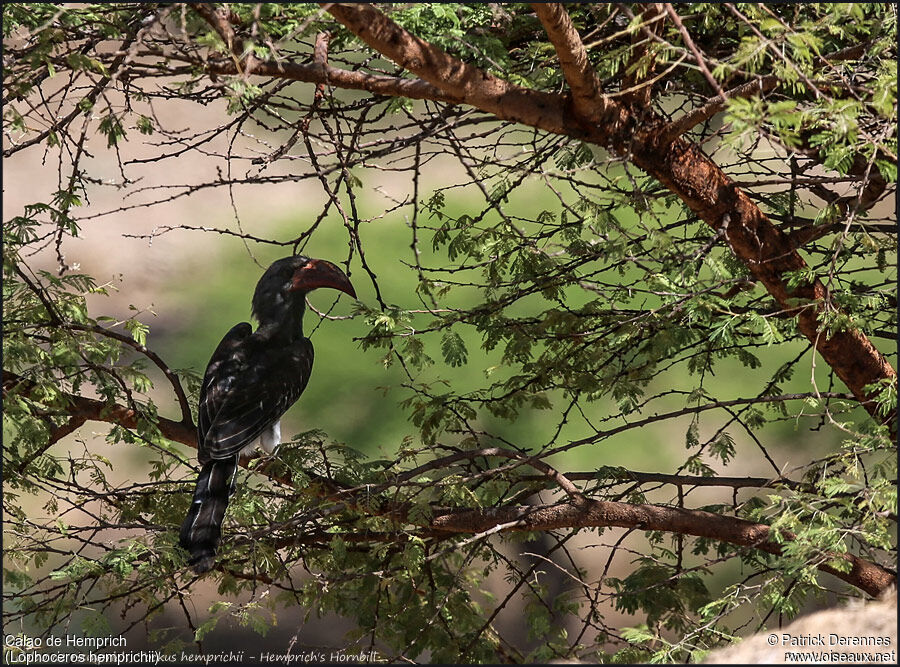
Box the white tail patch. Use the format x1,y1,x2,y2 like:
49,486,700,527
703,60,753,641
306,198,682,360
240,419,281,457
259,419,281,453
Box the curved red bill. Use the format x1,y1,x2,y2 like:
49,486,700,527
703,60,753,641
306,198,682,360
290,259,356,298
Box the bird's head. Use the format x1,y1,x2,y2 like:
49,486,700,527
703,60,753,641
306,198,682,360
252,256,356,326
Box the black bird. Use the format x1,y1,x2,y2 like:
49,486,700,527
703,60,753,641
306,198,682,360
179,256,355,574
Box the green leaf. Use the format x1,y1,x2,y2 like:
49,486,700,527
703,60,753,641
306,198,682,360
440,330,468,367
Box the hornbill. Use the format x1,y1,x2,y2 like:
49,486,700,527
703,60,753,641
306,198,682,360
179,256,355,574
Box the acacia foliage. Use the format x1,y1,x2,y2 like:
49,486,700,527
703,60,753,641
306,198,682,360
3,3,897,663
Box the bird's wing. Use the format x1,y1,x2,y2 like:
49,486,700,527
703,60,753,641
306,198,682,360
199,335,314,462
197,322,253,455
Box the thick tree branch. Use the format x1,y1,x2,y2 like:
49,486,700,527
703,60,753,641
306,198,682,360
429,499,895,598
630,138,896,425
321,3,594,137
2,370,195,448
530,3,610,122
318,3,895,427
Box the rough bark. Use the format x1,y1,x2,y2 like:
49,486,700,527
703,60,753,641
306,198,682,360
322,2,896,427
530,3,608,119
628,134,894,420
3,370,195,447
430,499,895,598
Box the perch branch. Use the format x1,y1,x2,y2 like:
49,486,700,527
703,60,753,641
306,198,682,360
429,499,895,598
4,369,892,596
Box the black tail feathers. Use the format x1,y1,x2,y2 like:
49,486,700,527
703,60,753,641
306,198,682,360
179,457,238,574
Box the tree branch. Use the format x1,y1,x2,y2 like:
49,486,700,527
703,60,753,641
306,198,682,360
192,3,460,104
194,3,245,56
13,264,194,426
2,370,195,448
205,57,460,104
530,3,610,122
318,3,895,424
662,76,779,142
531,469,810,492
663,3,726,99
662,38,886,144
429,499,895,598
4,368,892,597
3,20,142,158
617,3,666,108
322,3,595,137
629,138,896,426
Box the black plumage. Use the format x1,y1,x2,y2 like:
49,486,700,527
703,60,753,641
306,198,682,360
179,256,355,574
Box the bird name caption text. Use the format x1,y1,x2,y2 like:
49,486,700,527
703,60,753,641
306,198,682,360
3,633,144,665
4,635,383,665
